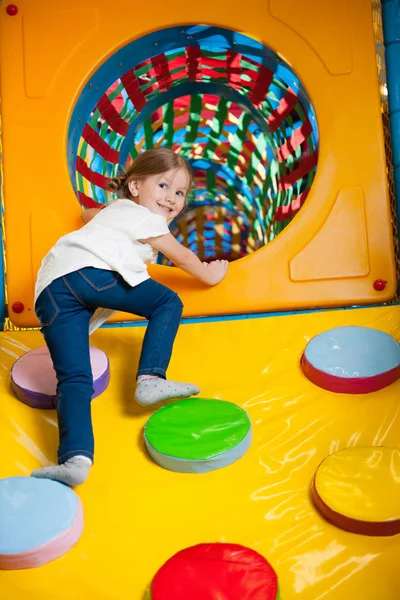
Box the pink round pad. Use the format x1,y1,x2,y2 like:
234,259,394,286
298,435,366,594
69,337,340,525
11,346,110,408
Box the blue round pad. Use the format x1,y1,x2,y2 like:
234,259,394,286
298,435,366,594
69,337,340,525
302,326,400,393
0,476,84,570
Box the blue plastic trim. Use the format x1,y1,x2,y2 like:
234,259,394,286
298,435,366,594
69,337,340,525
100,303,400,329
382,0,400,236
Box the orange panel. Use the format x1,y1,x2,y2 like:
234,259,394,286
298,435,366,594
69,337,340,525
290,188,369,282
269,0,352,75
22,9,99,98
0,0,395,327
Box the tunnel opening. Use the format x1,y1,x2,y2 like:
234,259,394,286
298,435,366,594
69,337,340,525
68,25,319,263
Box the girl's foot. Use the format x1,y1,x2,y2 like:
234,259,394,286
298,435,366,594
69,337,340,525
31,455,92,487
135,377,200,407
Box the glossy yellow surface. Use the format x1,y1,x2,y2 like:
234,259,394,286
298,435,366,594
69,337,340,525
0,0,396,328
314,447,400,523
1,305,400,599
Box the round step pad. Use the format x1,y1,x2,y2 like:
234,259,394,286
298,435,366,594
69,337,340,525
11,345,110,408
144,399,252,473
301,326,400,393
149,543,279,600
0,476,84,569
312,447,400,536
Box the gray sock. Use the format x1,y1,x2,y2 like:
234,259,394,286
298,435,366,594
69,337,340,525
31,455,92,487
135,379,200,407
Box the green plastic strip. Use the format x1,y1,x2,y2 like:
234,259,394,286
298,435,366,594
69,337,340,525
227,112,252,171
204,98,229,160
163,101,175,148
181,95,202,157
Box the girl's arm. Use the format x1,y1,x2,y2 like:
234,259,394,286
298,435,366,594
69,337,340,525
142,233,228,286
81,208,103,224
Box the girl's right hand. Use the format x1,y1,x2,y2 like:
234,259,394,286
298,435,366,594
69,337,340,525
202,260,229,285
143,233,229,285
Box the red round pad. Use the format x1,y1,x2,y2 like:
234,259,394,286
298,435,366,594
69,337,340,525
150,543,279,600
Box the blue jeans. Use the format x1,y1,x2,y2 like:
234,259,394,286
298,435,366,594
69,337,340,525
35,268,183,464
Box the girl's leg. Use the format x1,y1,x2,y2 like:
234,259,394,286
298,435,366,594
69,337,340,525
136,279,183,378
133,280,200,405
62,269,200,405
31,278,94,486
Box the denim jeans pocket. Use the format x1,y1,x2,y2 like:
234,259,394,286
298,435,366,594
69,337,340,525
78,267,119,292
35,288,60,327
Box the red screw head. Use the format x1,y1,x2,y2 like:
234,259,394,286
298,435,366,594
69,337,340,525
373,279,387,291
12,301,24,313
6,4,18,15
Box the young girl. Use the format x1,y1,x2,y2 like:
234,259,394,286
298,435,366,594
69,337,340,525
31,148,228,486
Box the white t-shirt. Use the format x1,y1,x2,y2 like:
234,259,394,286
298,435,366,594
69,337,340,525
34,200,170,333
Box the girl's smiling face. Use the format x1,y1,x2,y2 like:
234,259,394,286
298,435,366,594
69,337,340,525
128,168,189,221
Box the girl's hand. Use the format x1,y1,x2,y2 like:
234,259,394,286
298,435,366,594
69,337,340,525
143,233,229,285
202,260,229,285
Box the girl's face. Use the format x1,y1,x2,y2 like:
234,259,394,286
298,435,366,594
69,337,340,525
128,168,189,221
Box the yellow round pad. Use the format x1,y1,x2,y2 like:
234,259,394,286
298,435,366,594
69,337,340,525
312,447,400,536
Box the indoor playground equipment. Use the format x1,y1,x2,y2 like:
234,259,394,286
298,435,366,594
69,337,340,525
11,346,110,408
301,325,400,393
143,399,252,473
0,477,84,570
1,0,400,598
147,543,280,600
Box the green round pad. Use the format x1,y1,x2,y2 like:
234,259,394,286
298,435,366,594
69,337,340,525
144,399,252,473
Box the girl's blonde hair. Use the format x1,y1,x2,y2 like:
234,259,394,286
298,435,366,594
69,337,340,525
107,147,193,199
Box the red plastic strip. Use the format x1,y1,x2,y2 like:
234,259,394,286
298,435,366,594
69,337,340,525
97,94,129,135
239,69,259,93
201,56,227,68
168,56,187,70
267,89,299,132
248,65,274,107
278,152,318,190
150,54,173,92
77,191,105,209
274,189,310,222
201,68,226,80
186,46,201,81
226,51,242,89
76,157,110,189
277,119,313,161
82,124,119,163
301,354,400,394
121,72,147,111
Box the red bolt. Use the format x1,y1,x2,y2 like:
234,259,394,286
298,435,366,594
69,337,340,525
373,279,387,291
6,4,18,15
12,301,24,313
